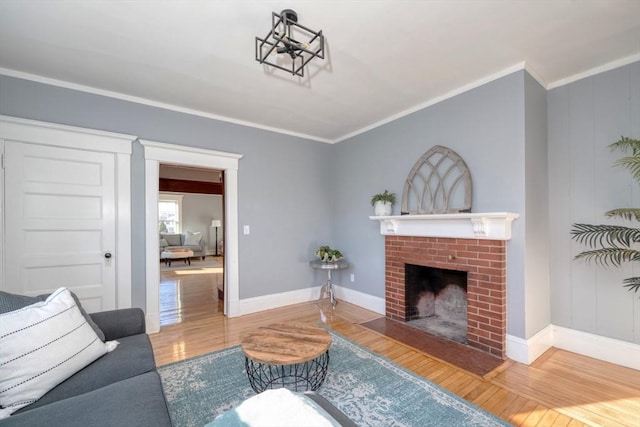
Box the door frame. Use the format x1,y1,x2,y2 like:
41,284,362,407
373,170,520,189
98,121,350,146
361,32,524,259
141,140,242,333
0,115,134,308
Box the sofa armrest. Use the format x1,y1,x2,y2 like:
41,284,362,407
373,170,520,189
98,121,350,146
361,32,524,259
89,308,146,341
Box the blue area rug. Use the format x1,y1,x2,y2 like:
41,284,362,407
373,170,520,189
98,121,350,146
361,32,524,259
158,331,510,426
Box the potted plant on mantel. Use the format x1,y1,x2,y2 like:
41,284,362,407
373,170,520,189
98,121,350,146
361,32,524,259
371,190,396,216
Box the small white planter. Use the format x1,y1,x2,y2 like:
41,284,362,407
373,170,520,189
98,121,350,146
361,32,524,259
373,201,393,216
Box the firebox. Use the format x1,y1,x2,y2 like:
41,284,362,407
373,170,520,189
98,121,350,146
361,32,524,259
385,235,508,359
405,264,468,343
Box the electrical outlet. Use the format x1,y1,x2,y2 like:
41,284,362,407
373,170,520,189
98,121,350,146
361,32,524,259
243,225,250,235
350,274,355,282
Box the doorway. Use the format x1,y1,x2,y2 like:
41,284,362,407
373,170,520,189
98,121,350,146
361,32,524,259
158,164,225,326
142,140,242,334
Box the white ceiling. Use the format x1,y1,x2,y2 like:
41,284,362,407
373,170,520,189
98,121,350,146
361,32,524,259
1,1,639,143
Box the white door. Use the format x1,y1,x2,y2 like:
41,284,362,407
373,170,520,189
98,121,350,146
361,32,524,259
4,141,117,312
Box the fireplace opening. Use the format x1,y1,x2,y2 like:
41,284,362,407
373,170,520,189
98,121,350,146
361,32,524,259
404,264,468,344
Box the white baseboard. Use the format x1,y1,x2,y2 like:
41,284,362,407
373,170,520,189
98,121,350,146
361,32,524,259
552,325,640,371
235,286,322,317
151,280,640,370
335,285,385,315
229,285,386,318
151,285,640,370
146,312,160,334
507,325,640,370
506,325,554,364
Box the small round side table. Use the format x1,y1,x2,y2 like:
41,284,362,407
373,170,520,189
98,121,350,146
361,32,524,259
309,259,349,309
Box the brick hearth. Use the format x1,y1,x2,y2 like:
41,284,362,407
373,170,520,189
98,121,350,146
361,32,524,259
385,235,507,358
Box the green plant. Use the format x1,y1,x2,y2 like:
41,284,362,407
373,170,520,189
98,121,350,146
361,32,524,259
315,245,343,262
571,136,640,293
371,190,396,206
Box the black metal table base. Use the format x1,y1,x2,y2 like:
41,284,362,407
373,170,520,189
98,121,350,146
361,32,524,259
245,350,330,393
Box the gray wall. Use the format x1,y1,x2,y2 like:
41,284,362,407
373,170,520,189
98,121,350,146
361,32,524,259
166,192,223,252
548,61,640,343
0,75,334,305
523,72,551,338
331,71,531,338
2,60,639,346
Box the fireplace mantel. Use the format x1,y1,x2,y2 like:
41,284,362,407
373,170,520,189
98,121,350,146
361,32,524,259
370,212,519,240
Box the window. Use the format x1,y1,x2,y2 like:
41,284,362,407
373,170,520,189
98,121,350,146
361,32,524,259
158,194,183,233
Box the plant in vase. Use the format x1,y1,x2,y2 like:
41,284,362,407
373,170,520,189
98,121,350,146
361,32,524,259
371,190,396,216
315,245,344,263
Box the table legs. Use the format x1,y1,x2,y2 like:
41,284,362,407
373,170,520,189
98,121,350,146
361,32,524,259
318,270,338,309
245,350,330,393
162,257,191,267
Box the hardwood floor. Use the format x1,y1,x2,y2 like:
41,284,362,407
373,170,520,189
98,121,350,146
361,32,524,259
150,267,640,427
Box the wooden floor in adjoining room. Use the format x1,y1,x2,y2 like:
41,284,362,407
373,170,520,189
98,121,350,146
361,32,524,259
150,267,640,427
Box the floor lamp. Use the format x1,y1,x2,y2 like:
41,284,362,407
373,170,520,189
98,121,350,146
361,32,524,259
210,219,222,256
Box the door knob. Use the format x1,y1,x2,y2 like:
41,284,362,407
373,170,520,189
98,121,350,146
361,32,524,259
105,251,112,259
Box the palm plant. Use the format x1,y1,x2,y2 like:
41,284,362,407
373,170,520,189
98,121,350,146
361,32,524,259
571,137,640,293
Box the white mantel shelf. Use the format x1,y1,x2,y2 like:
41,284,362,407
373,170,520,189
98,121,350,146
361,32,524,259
370,212,520,240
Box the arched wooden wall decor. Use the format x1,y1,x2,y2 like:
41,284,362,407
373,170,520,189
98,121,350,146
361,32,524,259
401,145,472,214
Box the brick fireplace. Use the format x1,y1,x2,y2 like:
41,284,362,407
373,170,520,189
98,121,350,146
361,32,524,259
371,212,517,360
385,236,506,358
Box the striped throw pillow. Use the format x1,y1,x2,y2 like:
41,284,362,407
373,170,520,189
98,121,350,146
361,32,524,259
0,288,118,419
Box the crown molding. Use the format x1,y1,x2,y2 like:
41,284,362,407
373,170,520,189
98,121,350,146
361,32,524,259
334,63,529,143
547,53,640,89
0,67,332,144
3,53,638,146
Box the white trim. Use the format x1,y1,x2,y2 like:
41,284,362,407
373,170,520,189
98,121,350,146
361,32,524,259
523,62,548,89
334,63,528,143
0,68,331,144
115,152,132,309
0,115,134,153
0,116,134,309
1,65,532,145
4,56,640,146
547,53,640,89
506,325,554,365
236,287,322,316
0,139,4,290
370,212,520,240
144,158,161,333
141,140,243,333
507,325,640,370
335,285,385,315
233,285,385,317
552,325,640,371
144,159,160,333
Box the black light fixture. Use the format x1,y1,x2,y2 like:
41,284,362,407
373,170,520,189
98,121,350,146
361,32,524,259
255,9,325,77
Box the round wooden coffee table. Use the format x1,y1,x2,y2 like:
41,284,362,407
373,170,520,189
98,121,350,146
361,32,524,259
241,322,332,393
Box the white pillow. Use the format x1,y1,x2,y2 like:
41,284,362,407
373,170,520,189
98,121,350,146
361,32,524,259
209,389,340,426
183,231,201,246
0,288,118,419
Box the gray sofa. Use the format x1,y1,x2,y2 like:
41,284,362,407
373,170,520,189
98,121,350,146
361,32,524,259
0,308,172,427
160,232,206,260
